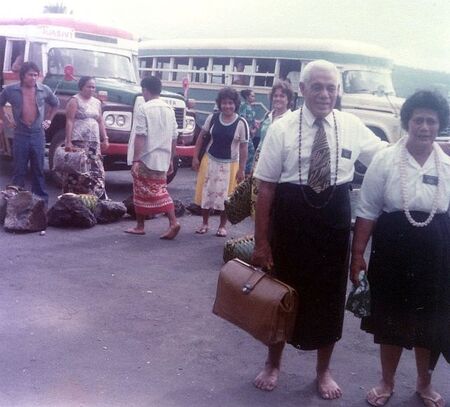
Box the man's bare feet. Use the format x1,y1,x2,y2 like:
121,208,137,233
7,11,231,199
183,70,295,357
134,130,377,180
160,223,181,240
317,369,342,400
416,384,445,407
253,363,279,391
124,227,145,235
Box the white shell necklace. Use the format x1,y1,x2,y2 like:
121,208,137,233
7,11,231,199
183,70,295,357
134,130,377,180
400,137,441,227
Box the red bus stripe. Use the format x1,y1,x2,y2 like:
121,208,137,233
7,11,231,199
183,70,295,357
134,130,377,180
0,16,135,41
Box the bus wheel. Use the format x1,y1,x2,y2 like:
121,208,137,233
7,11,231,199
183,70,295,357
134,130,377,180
48,129,65,187
167,156,179,184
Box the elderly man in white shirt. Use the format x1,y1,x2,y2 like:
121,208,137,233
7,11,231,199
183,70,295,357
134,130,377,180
251,59,387,399
125,76,180,239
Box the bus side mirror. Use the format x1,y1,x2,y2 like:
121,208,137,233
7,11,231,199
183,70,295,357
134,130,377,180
64,64,75,81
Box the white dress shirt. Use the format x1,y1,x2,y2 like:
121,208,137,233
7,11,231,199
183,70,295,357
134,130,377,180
356,138,450,220
127,98,178,171
254,105,387,185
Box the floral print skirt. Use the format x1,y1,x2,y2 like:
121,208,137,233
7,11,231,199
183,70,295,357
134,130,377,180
194,155,239,211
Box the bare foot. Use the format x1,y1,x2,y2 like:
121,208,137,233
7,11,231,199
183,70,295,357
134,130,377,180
124,227,145,235
253,363,279,391
366,381,394,406
416,384,445,407
317,370,342,400
160,223,181,240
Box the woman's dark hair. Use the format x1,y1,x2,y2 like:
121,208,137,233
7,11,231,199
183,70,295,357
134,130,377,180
19,61,40,83
400,90,449,132
141,76,162,95
216,87,240,112
78,76,95,90
240,89,253,101
270,80,294,105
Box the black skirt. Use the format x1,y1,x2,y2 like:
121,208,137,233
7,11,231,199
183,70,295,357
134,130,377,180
271,183,351,350
361,211,450,362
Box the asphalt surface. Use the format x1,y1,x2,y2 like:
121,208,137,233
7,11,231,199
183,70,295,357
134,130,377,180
0,159,448,407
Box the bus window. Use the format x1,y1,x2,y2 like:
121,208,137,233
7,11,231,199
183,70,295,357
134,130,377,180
48,48,64,74
192,57,208,83
212,57,230,85
9,40,25,72
29,42,43,72
279,59,301,89
232,58,251,86
255,58,276,87
155,57,171,81
173,57,190,81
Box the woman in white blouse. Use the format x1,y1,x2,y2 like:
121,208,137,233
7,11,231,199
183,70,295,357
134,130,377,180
350,90,450,407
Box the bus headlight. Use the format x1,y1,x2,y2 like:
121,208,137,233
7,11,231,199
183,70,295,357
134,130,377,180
102,111,132,131
185,115,196,134
116,115,126,127
105,114,115,127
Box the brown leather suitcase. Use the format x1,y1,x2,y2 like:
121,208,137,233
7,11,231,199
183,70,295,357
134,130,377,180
212,259,298,345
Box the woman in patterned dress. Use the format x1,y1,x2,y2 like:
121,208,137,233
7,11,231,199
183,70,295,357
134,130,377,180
63,76,109,198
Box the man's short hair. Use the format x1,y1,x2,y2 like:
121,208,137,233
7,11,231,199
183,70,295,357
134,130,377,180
19,61,40,83
141,76,162,95
300,60,339,85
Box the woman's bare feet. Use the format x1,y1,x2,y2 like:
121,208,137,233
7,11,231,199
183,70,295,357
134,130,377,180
253,363,279,391
366,380,394,406
416,383,445,407
317,369,342,400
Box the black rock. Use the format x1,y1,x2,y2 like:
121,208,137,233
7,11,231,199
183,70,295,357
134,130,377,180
173,199,185,217
48,194,96,228
0,186,21,225
4,191,47,233
94,200,127,224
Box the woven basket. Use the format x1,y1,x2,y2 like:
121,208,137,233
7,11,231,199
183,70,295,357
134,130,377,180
223,234,255,264
224,177,251,225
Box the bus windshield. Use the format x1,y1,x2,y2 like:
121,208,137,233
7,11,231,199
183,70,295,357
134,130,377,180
48,48,137,83
343,70,395,95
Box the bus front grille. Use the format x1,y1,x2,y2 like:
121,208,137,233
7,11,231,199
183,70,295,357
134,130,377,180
174,107,184,129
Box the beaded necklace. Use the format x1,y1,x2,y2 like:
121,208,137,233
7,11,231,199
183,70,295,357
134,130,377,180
400,137,441,227
298,106,339,208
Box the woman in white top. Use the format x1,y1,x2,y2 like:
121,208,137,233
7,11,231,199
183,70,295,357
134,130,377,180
250,80,293,217
350,90,450,407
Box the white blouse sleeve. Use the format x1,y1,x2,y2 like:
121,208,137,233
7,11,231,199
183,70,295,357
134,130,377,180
355,149,389,220
236,118,250,143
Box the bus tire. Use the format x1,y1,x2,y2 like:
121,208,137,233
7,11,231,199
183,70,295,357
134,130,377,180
48,128,66,187
167,156,179,184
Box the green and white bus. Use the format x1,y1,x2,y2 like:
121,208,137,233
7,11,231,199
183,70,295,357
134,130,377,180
138,38,405,148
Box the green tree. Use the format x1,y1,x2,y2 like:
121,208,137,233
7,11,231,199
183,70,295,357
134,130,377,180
43,2,69,14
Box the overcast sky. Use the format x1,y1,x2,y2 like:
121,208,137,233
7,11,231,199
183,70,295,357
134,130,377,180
4,0,450,72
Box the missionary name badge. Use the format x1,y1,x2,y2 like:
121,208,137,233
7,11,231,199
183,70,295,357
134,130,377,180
341,149,352,159
422,175,438,186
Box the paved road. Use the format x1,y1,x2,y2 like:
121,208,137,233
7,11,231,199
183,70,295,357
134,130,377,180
0,160,448,407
